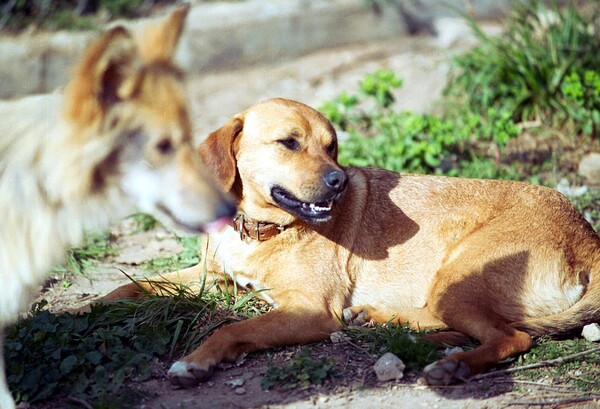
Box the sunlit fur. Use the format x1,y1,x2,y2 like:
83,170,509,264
0,7,232,408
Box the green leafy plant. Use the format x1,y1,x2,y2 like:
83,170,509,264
5,302,158,406
261,348,337,390
321,70,520,175
444,0,600,124
128,213,159,233
515,336,600,391
54,231,115,276
140,235,201,273
568,190,600,232
343,325,440,371
561,70,600,139
6,274,265,406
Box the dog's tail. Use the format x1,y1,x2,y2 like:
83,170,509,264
512,260,600,337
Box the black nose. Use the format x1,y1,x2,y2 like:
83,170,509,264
323,169,347,192
217,199,237,220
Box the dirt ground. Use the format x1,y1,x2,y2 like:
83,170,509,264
27,22,600,409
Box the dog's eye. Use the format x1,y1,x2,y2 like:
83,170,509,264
156,138,174,155
326,141,337,154
278,138,300,151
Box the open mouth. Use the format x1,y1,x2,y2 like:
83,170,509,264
271,186,337,222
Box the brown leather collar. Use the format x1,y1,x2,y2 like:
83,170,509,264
233,213,286,241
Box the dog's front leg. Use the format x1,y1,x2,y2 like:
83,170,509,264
167,308,340,387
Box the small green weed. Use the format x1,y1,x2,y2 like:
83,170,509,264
321,70,521,175
6,276,265,406
5,301,159,406
140,235,201,273
444,0,600,125
561,70,600,139
515,336,600,391
128,213,158,233
567,189,600,232
343,325,440,371
261,348,337,390
54,231,115,276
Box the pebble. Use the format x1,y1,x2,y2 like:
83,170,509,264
234,387,246,395
373,352,405,381
225,378,245,388
579,153,600,185
229,368,244,376
556,178,588,197
330,331,351,344
443,346,464,356
582,323,600,342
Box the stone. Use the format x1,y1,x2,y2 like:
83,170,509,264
373,352,405,381
442,346,464,356
579,153,600,185
330,331,351,344
582,323,600,342
225,378,245,388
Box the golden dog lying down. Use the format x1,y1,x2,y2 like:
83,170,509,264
105,98,600,386
0,7,234,408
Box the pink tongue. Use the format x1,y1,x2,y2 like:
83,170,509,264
204,217,232,234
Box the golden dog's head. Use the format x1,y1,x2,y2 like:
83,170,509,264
200,98,347,225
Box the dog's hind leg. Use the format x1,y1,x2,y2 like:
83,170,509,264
422,257,534,385
422,311,533,385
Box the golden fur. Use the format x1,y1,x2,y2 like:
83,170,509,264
104,98,600,387
0,7,234,408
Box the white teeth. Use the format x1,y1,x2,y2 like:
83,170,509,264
308,201,332,212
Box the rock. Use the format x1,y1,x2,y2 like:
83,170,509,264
556,178,588,197
373,352,405,381
233,387,246,395
330,331,351,344
582,323,600,342
225,378,245,388
442,346,464,356
579,153,600,185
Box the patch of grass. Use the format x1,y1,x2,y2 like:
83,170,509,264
343,325,440,371
54,231,115,276
140,235,201,273
261,347,337,390
128,213,158,233
444,0,600,126
320,70,523,176
514,336,600,391
6,276,265,406
566,189,600,232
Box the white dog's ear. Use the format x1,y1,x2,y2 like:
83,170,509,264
199,116,244,193
63,26,138,127
137,4,190,64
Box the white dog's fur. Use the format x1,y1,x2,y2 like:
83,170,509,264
0,7,233,408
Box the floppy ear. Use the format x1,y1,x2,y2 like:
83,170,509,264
63,26,138,126
137,4,190,64
199,116,244,193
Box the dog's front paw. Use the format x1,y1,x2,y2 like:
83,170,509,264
167,360,214,387
423,358,470,385
342,306,371,326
